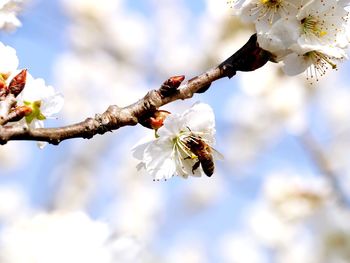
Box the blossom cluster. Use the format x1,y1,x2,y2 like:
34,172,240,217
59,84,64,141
230,0,350,79
0,42,63,147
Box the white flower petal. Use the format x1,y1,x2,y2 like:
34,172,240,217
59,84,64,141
282,53,311,76
257,17,300,55
158,113,184,138
132,138,153,161
143,139,176,180
41,93,64,117
182,102,215,134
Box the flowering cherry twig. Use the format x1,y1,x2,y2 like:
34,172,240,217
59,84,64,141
0,34,273,146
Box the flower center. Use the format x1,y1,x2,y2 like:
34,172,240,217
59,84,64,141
303,51,339,81
301,16,327,38
24,100,46,124
259,0,280,7
172,130,199,159
251,0,290,24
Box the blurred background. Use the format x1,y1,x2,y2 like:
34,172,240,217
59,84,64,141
1,0,350,262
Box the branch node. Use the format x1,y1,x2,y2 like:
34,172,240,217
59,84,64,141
50,138,60,145
159,75,185,98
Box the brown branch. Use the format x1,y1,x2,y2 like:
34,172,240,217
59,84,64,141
0,94,16,125
0,34,273,145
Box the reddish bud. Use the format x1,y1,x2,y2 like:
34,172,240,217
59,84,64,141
16,105,32,116
159,75,185,97
7,105,32,122
149,110,171,129
139,110,171,130
167,75,185,88
8,69,27,97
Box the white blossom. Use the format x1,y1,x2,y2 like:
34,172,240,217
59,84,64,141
232,0,350,78
281,46,345,78
0,0,24,31
14,73,64,148
261,0,349,77
133,102,219,180
0,185,28,222
229,0,300,28
0,41,18,79
17,73,64,129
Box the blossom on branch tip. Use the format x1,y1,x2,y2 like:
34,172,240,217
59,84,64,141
231,0,350,78
132,102,221,180
16,73,64,128
14,73,64,148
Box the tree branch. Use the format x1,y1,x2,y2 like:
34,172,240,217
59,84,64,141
0,34,273,145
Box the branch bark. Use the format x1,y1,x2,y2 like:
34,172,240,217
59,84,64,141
0,34,273,145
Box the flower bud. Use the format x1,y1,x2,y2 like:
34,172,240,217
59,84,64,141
8,69,27,97
139,110,171,130
7,105,32,122
167,75,185,88
159,75,185,97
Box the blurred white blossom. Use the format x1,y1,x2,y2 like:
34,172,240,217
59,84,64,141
0,211,111,263
0,142,29,170
54,53,144,122
165,237,208,263
0,41,18,78
0,0,24,31
0,211,144,263
263,172,332,221
219,233,268,263
248,203,297,247
0,185,28,222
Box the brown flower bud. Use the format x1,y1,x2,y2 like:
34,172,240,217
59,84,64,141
8,69,27,97
7,105,32,122
167,75,185,88
159,75,185,97
139,110,171,130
